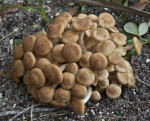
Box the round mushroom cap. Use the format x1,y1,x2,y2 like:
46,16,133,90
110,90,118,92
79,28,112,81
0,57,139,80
66,63,78,74
51,100,67,108
87,14,98,22
58,12,72,22
23,35,36,52
85,37,95,50
44,64,63,84
38,86,54,103
111,80,122,87
76,68,95,86
23,70,31,85
62,43,82,63
46,52,58,64
77,13,87,19
14,44,24,59
112,33,127,45
90,91,101,102
89,53,108,71
35,58,51,71
12,60,25,78
116,45,126,56
127,73,135,87
61,30,79,44
92,28,110,41
23,52,36,69
108,50,122,65
61,72,75,90
70,97,85,115
98,13,115,28
71,83,87,99
95,40,116,56
72,18,92,31
34,36,53,56
30,68,46,88
52,44,66,63
108,26,119,33
133,37,142,56
48,24,64,40
95,69,109,81
79,52,92,68
98,79,109,89
34,31,47,38
117,72,128,85
53,16,68,29
106,63,115,72
54,87,71,103
106,84,122,99
27,84,39,99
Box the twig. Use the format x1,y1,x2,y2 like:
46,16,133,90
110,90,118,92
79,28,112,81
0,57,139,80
0,111,18,117
30,105,33,121
135,75,150,87
76,0,150,18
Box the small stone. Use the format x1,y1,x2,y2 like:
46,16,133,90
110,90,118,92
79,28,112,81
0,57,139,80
68,2,74,6
55,12,60,16
90,109,95,116
104,8,109,10
146,59,150,63
13,104,16,108
0,93,2,98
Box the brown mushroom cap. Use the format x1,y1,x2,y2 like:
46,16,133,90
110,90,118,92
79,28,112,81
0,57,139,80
89,53,108,71
77,13,87,19
34,36,53,56
66,63,78,74
76,68,95,86
117,72,128,85
127,73,135,87
12,60,25,78
38,86,54,103
62,43,82,63
72,18,92,31
90,91,101,102
106,63,115,72
58,12,72,22
133,37,142,56
61,72,75,90
23,35,36,52
79,52,92,68
35,58,51,71
34,31,47,38
23,70,31,85
87,14,98,22
85,37,95,50
95,69,109,81
71,83,87,99
54,87,71,103
98,13,115,28
112,33,127,45
98,79,109,89
116,45,126,56
61,30,79,44
95,40,116,56
53,16,68,29
27,84,39,99
30,68,46,88
44,64,63,84
92,28,110,41
52,44,66,63
106,84,122,99
51,100,67,108
46,52,58,64
14,44,24,59
23,52,36,69
108,26,119,33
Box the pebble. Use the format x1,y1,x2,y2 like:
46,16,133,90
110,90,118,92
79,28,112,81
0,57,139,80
146,59,150,63
90,109,95,116
0,93,2,98
13,104,16,108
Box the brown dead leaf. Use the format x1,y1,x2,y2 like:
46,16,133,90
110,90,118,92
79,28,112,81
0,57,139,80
130,0,148,11
0,70,12,79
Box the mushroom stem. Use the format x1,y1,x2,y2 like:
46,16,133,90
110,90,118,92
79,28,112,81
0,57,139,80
125,45,134,51
83,86,92,103
79,32,87,53
59,64,68,71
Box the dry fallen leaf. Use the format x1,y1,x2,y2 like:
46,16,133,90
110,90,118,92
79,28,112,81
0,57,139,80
130,0,148,11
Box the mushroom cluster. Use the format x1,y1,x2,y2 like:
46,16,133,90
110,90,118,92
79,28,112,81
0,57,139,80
11,12,142,115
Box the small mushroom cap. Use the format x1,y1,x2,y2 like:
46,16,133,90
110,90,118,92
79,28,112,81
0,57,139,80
106,84,122,99
23,35,36,52
11,70,21,83
35,58,51,71
108,50,122,65
72,18,92,31
46,52,58,64
133,37,142,56
23,70,31,85
79,52,92,68
95,40,116,56
92,28,110,41
77,13,87,19
98,79,109,89
85,37,95,50
61,72,76,90
34,36,53,56
76,68,95,86
44,64,63,84
70,97,85,115
48,24,64,40
71,83,87,99
54,87,71,103
95,69,109,81
117,72,128,85
38,86,54,103
53,16,68,29
98,13,115,28
61,30,79,44
112,33,127,45
90,91,101,102
110,80,122,87
12,60,25,78
89,53,108,71
34,31,47,38
66,63,78,74
27,84,39,99
23,52,36,69
30,68,46,88
58,12,72,22
52,44,66,63
62,43,82,63
14,44,24,59
94,85,105,93
51,100,67,108
87,14,98,22
108,26,119,33
116,45,126,56
106,63,115,72
127,73,135,87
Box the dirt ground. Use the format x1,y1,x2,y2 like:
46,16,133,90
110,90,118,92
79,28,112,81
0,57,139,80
0,0,150,121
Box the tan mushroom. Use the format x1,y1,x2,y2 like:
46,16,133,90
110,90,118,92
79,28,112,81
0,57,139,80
27,84,39,99
77,13,87,19
87,14,98,22
108,26,119,33
111,33,127,45
23,70,31,85
46,52,58,64
53,16,68,29
116,45,126,56
51,100,67,108
34,31,47,38
98,79,109,89
127,73,135,87
13,44,24,59
66,63,78,75
106,63,115,72
90,91,101,102
58,12,72,22
117,72,128,85
95,69,109,81
84,37,95,50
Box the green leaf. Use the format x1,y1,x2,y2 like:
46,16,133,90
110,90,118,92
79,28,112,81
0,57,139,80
124,22,139,35
81,4,86,13
124,49,135,57
32,24,41,28
126,39,133,45
13,39,23,49
139,23,149,36
112,0,122,5
124,0,128,7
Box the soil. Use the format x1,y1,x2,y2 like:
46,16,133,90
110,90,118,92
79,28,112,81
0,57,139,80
0,0,150,121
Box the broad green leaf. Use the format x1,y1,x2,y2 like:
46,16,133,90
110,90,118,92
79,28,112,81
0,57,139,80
139,23,149,36
124,22,139,35
124,0,128,7
81,4,86,13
